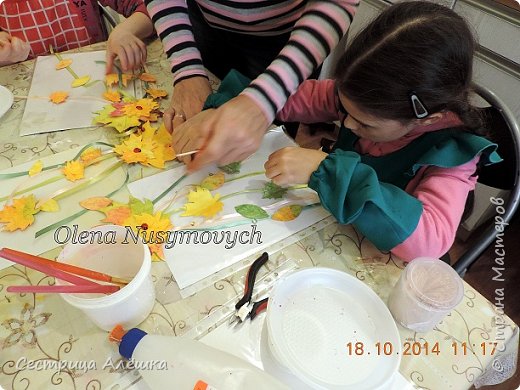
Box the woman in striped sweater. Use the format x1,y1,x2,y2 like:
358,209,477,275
145,0,359,171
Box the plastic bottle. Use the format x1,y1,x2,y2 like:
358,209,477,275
109,325,289,390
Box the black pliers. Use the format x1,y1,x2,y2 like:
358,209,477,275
230,252,269,324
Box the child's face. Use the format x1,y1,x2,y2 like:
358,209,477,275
338,93,417,143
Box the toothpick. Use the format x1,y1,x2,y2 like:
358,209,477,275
176,150,199,157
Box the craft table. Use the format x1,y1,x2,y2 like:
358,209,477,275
0,41,517,390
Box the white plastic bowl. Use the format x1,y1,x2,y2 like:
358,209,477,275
57,225,155,331
266,268,401,390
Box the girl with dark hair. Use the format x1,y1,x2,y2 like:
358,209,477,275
265,1,501,261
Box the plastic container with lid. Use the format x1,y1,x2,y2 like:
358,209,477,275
387,257,464,332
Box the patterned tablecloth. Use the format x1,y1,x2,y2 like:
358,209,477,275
0,41,518,390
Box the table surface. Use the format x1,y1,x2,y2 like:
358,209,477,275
0,41,517,390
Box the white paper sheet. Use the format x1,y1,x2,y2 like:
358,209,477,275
128,129,330,290
19,51,143,136
0,147,128,270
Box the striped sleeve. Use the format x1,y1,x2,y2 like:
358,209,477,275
145,0,207,83
242,0,358,122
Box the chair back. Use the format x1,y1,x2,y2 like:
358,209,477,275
453,83,520,275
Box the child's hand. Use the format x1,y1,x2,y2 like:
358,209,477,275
105,27,147,73
265,147,328,186
0,32,30,66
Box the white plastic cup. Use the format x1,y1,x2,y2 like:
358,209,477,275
388,257,464,333
57,225,155,331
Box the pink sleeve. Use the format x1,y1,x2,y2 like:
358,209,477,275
276,79,339,123
391,156,479,261
99,0,148,17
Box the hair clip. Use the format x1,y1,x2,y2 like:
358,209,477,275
409,92,429,119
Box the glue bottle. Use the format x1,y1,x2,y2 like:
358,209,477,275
109,325,288,390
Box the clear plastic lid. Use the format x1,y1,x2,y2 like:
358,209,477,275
406,257,464,310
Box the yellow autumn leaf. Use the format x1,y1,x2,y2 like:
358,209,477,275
200,172,225,190
271,205,303,222
62,160,85,181
146,88,168,99
103,90,121,102
156,123,176,161
80,147,102,166
79,197,113,210
40,198,60,212
0,195,39,231
139,73,156,82
106,115,142,133
123,99,158,118
55,59,72,70
49,91,69,104
182,187,224,219
71,75,90,88
105,73,119,87
114,133,155,165
28,160,43,177
125,211,172,261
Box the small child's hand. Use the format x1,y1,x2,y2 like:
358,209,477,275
265,147,328,186
0,32,30,66
105,27,147,73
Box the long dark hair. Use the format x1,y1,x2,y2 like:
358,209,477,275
334,1,482,131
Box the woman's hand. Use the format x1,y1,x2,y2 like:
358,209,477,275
171,108,216,164
0,32,30,66
173,95,270,171
265,147,328,186
164,76,212,133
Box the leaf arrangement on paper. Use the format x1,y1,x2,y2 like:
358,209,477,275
0,145,125,236
79,169,315,260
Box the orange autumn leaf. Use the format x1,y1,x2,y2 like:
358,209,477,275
80,147,102,166
122,74,134,87
146,88,168,99
0,195,39,231
101,205,132,225
103,90,121,102
80,197,113,211
139,73,156,82
71,75,90,88
62,160,85,181
55,59,72,70
148,243,165,261
105,73,119,87
271,205,303,222
49,91,69,104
